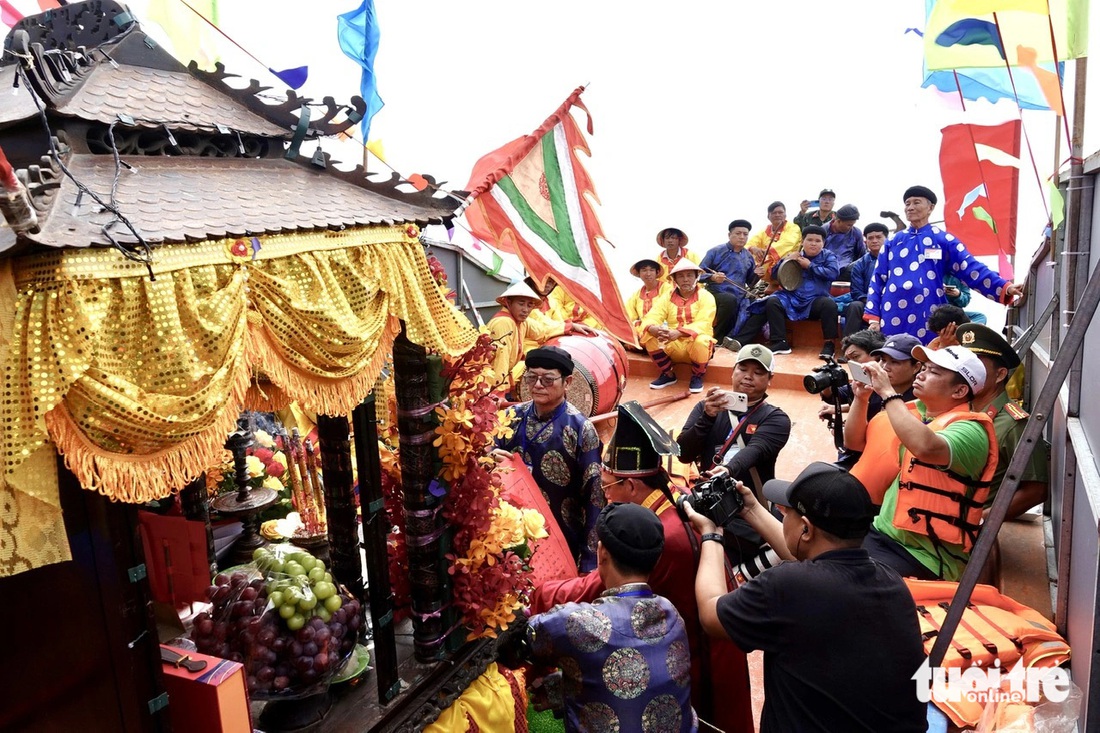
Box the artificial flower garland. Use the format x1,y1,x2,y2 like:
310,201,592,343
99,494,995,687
435,334,547,639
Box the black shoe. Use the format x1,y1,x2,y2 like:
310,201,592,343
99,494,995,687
820,341,836,358
721,337,742,353
769,340,792,355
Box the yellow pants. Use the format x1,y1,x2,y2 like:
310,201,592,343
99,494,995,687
643,333,715,364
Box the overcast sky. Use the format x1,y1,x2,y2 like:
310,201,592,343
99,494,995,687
111,1,1100,316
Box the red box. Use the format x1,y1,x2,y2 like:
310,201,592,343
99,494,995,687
160,645,251,733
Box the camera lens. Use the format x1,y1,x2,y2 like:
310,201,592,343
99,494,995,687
803,371,830,394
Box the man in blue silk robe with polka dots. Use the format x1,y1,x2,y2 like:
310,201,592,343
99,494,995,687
864,185,1023,343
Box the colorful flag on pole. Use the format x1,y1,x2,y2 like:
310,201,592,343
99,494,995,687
462,87,636,346
925,0,1088,71
337,0,384,142
145,0,220,71
939,120,1021,261
920,0,1072,111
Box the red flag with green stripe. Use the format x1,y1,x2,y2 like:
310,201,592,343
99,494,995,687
462,87,636,345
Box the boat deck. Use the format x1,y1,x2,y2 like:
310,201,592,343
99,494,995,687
611,332,1052,731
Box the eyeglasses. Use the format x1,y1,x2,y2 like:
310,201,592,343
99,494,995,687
600,470,626,488
522,373,563,387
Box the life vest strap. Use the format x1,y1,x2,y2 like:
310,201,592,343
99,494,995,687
917,604,972,660
941,602,999,657
900,480,986,511
908,457,993,489
906,506,983,540
966,603,1025,655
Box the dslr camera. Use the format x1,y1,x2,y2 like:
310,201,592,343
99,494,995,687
676,473,745,526
803,354,849,395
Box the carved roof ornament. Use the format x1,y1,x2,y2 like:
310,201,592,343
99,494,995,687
0,0,464,256
188,62,367,140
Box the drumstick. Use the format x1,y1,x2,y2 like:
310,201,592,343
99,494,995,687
588,390,691,424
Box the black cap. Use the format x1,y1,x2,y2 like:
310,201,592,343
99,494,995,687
525,345,574,375
863,222,890,237
819,188,836,197
957,323,1021,370
763,462,875,540
728,219,752,232
604,401,680,476
903,185,938,205
597,503,665,572
802,224,827,240
836,204,860,221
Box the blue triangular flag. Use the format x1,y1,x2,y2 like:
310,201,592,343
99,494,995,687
271,65,309,90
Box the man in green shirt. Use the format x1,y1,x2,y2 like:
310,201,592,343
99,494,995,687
956,323,1048,517
853,344,995,581
794,187,837,231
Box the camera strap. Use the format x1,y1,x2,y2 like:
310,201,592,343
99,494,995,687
735,432,766,501
713,401,766,469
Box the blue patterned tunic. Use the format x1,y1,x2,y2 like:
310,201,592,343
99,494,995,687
527,585,698,733
699,244,756,303
497,400,604,571
865,224,1009,343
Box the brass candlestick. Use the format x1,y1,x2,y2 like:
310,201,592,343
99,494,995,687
213,418,278,565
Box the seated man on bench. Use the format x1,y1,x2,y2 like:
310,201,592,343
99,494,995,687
640,258,716,393
726,225,840,357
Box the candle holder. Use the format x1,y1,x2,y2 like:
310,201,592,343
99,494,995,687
213,418,279,566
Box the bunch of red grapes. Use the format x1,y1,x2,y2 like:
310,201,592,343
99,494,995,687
191,566,362,696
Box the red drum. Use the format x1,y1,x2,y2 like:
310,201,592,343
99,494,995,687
518,333,628,416
830,281,851,298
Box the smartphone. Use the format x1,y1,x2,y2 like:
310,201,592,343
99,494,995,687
848,361,873,386
723,391,749,413
808,199,820,208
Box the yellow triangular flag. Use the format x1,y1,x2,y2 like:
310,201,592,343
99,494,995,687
366,138,386,164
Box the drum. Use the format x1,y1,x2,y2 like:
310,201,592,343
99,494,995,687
830,281,851,298
777,259,804,292
517,333,628,416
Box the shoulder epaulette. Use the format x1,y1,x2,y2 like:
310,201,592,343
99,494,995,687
1004,401,1029,421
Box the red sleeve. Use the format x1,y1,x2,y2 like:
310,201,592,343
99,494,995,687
528,571,604,615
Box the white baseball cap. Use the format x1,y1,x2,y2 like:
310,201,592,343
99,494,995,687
911,344,986,392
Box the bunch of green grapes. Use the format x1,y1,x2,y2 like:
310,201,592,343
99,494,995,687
252,547,343,632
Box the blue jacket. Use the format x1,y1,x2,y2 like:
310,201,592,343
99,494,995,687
849,251,877,302
772,249,840,320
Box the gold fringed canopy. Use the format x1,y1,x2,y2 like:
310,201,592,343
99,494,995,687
2,225,477,506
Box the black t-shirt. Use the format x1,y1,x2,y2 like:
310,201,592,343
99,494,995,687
716,548,927,733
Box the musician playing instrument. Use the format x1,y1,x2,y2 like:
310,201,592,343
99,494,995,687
726,225,840,357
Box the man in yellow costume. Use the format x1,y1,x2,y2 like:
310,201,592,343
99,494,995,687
640,259,716,393
656,226,701,279
484,281,545,394
624,257,671,346
544,278,604,331
522,276,597,352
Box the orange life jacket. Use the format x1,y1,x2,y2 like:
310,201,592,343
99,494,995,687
894,408,998,551
905,579,1070,729
849,407,905,504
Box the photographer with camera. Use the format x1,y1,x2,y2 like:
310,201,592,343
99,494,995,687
530,402,753,733
817,334,922,470
677,344,791,564
685,463,927,733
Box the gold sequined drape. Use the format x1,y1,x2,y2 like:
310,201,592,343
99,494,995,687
1,226,476,577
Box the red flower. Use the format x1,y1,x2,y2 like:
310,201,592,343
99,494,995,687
265,462,286,479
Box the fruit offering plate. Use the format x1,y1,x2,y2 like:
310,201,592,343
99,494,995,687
331,644,371,685
192,545,361,700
